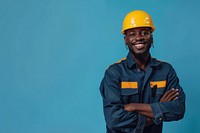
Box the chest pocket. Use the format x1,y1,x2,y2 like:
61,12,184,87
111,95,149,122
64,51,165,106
120,82,139,104
150,80,166,101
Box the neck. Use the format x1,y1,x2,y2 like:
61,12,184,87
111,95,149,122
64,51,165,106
131,52,150,71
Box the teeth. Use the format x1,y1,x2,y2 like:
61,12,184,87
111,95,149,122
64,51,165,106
135,44,144,49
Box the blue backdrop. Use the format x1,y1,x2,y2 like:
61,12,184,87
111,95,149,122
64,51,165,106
0,0,199,133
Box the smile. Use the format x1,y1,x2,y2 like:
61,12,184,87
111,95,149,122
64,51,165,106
133,43,146,49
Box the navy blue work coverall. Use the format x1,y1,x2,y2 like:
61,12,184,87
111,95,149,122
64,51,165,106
100,52,185,133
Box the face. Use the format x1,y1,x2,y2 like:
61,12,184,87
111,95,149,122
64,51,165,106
124,27,153,56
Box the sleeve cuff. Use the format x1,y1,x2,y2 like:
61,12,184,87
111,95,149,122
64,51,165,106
151,103,164,125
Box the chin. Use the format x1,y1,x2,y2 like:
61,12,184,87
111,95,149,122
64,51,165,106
133,50,147,54
131,49,149,56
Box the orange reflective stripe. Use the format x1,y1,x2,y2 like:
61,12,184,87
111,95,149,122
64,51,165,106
116,58,126,63
121,82,138,89
150,80,166,88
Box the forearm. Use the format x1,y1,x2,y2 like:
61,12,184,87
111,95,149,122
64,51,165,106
151,98,185,122
124,87,182,119
124,103,154,118
104,102,139,129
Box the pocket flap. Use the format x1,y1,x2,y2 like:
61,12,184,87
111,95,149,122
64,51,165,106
156,88,165,94
121,89,139,95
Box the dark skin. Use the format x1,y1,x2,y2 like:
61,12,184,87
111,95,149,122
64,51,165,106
123,27,179,126
124,27,152,71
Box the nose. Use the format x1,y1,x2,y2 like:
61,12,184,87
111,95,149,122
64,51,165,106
135,33,144,41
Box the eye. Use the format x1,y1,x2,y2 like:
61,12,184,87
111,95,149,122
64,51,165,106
141,30,150,36
129,32,136,37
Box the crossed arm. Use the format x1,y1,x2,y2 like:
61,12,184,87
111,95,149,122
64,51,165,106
124,88,179,125
100,67,185,129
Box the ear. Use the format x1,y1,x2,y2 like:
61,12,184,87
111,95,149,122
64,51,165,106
124,35,128,45
151,34,154,47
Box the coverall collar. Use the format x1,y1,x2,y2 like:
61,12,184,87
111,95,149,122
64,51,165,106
126,52,161,69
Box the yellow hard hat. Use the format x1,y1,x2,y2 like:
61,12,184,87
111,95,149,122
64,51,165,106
121,10,155,34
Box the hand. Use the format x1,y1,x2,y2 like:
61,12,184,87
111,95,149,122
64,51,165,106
124,103,135,112
160,88,179,102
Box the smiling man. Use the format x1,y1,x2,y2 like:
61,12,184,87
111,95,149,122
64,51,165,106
100,10,186,133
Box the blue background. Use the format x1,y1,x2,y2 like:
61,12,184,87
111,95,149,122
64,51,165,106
0,0,199,132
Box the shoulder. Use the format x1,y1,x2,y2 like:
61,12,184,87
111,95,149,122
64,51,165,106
153,58,173,68
151,58,179,78
107,57,127,71
104,57,128,77
151,58,176,74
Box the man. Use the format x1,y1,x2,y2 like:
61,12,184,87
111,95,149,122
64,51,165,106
99,10,185,133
